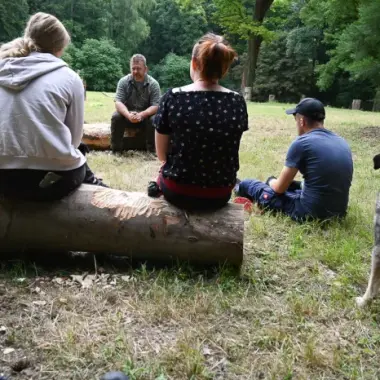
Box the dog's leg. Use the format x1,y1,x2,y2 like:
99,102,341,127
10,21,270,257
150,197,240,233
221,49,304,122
357,194,380,307
356,246,380,307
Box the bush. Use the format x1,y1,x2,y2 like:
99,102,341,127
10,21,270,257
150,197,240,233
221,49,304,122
62,44,78,68
68,38,123,92
150,53,190,92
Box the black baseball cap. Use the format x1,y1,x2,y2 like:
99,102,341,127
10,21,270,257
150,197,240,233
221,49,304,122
285,98,325,121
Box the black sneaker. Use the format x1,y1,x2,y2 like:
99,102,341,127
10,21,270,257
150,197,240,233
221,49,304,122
265,176,277,186
92,177,109,188
374,153,380,170
288,180,302,191
147,181,161,197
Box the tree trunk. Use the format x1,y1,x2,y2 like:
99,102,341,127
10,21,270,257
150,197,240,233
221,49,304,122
352,99,362,110
0,185,244,266
70,0,74,29
245,35,263,88
373,88,380,112
242,0,274,90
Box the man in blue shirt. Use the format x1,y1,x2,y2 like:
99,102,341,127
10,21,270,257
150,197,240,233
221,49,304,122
235,98,353,221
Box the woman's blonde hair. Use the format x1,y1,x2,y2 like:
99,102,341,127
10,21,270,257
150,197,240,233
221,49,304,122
0,12,70,59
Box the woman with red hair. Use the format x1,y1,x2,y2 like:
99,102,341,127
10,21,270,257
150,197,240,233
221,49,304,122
150,33,248,210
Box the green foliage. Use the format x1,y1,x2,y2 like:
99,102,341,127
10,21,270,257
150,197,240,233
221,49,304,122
25,0,153,71
140,0,208,65
298,0,379,109
150,53,190,92
61,44,78,68
179,0,275,41
107,0,155,70
0,0,29,42
1,0,379,106
333,0,380,86
27,0,109,43
253,34,317,102
71,39,123,92
212,0,274,40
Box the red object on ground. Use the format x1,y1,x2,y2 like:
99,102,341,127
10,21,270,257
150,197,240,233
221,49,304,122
233,197,253,213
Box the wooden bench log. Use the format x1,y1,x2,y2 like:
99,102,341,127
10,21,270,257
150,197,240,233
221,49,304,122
82,123,110,150
0,185,244,266
82,123,145,151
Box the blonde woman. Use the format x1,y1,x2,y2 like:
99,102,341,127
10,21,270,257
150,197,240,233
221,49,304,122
0,12,107,201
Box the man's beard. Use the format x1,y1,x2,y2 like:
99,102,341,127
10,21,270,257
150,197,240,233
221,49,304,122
133,74,144,82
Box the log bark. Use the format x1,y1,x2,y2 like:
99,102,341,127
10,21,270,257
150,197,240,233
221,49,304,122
0,185,244,266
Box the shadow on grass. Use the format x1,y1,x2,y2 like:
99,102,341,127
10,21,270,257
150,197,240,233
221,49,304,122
0,249,242,282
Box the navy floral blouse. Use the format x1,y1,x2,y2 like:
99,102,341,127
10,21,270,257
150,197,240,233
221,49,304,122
153,89,249,188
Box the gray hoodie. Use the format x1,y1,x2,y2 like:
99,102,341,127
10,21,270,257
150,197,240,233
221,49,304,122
0,52,86,171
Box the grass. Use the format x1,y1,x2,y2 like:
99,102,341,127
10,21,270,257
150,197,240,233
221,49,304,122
1,92,380,379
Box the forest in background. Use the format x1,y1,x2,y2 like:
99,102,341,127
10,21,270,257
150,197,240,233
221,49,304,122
1,0,380,110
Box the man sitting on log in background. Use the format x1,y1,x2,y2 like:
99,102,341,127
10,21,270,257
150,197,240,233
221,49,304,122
235,98,353,222
111,54,161,153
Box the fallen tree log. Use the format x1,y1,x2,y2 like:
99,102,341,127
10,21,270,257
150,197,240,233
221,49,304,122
82,123,141,150
82,123,110,150
0,185,244,266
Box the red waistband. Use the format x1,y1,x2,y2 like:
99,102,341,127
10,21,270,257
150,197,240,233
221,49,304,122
159,175,233,198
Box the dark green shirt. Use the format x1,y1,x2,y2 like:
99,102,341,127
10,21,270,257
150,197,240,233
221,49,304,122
115,74,161,112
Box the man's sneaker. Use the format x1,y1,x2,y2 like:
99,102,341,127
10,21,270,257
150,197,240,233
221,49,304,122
234,178,241,196
288,180,303,191
265,176,277,186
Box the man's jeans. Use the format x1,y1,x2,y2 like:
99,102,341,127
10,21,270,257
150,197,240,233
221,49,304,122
110,112,155,152
236,179,308,222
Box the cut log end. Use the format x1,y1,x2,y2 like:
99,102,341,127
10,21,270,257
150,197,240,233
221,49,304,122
83,123,143,150
82,123,110,150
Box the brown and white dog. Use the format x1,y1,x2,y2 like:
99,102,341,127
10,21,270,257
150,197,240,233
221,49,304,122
356,154,380,307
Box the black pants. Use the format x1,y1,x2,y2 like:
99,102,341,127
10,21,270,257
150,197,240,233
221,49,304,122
160,180,231,211
110,112,155,152
0,144,99,201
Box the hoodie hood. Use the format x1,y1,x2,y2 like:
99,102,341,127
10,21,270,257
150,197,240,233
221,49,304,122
0,52,67,91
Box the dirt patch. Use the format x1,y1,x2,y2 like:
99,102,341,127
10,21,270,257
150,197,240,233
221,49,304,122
357,126,380,144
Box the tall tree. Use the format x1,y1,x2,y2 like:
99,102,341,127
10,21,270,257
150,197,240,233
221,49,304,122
253,33,317,102
301,0,379,109
179,0,275,90
106,0,155,71
251,0,322,102
140,0,208,65
27,0,108,44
